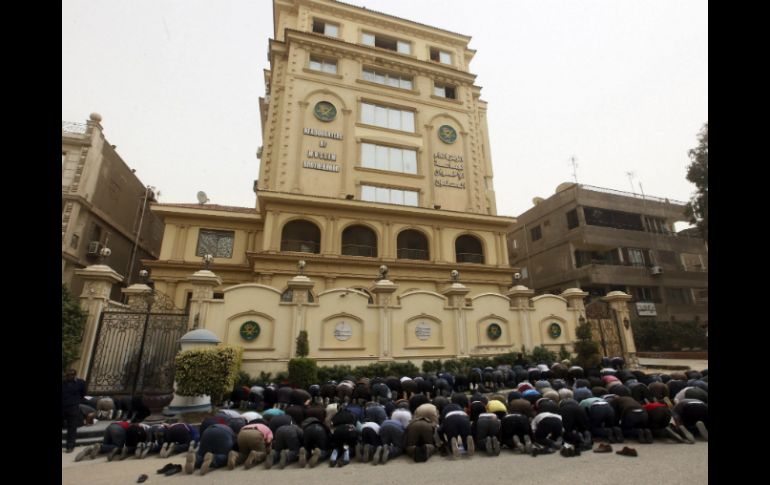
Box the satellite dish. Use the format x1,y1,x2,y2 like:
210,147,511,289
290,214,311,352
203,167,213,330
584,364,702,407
197,191,209,204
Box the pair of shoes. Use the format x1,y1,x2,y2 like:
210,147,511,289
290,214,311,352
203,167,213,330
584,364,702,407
278,449,289,469
371,445,382,465
450,437,460,459
593,443,613,453
309,448,321,468
184,451,195,474
136,474,148,483
616,446,638,457
157,463,176,474
227,450,238,470
164,465,182,477
200,451,214,475
695,421,708,441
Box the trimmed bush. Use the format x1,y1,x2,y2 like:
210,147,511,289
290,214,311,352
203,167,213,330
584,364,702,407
632,320,708,351
531,346,557,365
573,321,602,369
175,345,243,405
296,330,309,357
288,357,318,389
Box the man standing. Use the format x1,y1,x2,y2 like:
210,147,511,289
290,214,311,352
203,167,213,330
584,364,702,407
62,368,86,452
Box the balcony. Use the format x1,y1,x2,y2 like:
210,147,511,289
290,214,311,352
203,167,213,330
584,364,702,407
341,244,377,257
280,239,320,254
397,248,429,261
456,252,484,264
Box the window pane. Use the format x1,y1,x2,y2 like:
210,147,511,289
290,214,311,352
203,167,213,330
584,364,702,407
374,106,388,127
376,187,389,203
309,59,321,71
361,143,375,168
374,72,385,84
401,111,414,132
387,76,399,87
390,189,404,205
363,69,375,81
439,51,451,64
434,85,445,97
388,108,401,130
361,103,375,124
404,191,418,206
325,24,338,37
361,185,376,201
387,147,402,172
322,61,337,73
362,33,375,45
400,78,412,90
397,41,411,54
375,145,389,170
403,149,417,174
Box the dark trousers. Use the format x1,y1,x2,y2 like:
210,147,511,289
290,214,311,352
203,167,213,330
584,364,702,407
533,417,563,447
587,404,615,439
62,406,81,449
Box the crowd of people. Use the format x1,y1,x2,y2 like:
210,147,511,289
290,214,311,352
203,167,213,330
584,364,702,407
64,357,708,474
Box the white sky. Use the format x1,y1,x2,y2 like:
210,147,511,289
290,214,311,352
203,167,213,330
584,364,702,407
62,0,707,218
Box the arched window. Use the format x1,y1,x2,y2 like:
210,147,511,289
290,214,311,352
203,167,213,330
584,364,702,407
455,234,484,263
341,225,377,257
281,220,321,253
397,229,429,260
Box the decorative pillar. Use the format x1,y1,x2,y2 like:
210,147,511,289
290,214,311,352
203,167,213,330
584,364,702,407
371,277,398,361
602,291,639,368
167,329,222,415
74,264,124,379
286,265,316,356
442,273,471,357
505,285,535,350
187,269,222,330
560,288,589,345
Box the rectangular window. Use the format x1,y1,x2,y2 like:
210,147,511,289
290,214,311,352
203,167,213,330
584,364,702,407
361,68,413,90
681,252,706,271
665,287,690,305
430,47,452,65
644,216,669,234
584,206,644,231
566,209,579,229
627,248,646,267
692,288,708,304
360,102,415,132
309,56,337,74
361,184,419,207
196,229,235,258
362,32,411,54
631,286,660,302
70,233,79,249
530,225,542,242
361,142,418,174
62,151,66,166
433,83,456,99
312,19,339,37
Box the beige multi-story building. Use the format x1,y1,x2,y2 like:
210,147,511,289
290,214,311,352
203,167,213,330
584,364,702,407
62,113,164,300
507,182,708,326
148,0,517,308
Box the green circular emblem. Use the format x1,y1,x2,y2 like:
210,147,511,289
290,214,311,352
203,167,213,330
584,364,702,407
438,125,457,144
548,322,562,339
240,320,261,341
314,101,337,122
487,323,502,340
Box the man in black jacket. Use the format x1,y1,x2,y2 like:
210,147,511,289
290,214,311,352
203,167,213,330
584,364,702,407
62,368,86,453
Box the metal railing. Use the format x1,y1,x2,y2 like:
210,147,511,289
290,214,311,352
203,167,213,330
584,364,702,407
341,244,377,257
62,121,87,134
579,184,687,206
397,248,429,260
456,252,484,264
280,239,320,253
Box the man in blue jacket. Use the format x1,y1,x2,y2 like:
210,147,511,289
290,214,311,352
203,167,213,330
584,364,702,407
62,368,86,453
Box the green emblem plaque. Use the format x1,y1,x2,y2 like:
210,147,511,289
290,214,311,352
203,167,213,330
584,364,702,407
314,101,337,121
438,124,457,144
240,320,261,341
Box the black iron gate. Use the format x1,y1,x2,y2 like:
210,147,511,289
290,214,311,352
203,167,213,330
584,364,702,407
87,291,188,396
585,300,623,358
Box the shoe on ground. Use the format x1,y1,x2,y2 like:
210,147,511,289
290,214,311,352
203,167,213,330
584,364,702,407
309,448,320,468
135,443,144,458
164,464,182,477
184,451,195,474
616,446,638,457
695,421,708,441
298,447,307,467
200,452,214,475
227,450,238,470
157,463,176,474
136,474,148,483
593,443,613,453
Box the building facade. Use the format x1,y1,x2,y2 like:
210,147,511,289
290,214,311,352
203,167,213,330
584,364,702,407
148,0,517,309
62,113,164,300
507,183,708,326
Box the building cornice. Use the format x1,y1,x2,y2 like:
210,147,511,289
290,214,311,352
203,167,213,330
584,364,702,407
150,203,262,223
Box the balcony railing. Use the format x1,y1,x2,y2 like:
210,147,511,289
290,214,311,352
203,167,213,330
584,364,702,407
579,184,687,206
456,252,484,264
280,239,320,253
341,244,377,257
397,248,429,260
62,121,87,134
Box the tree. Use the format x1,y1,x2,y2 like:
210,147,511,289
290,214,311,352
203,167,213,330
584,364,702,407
684,123,708,241
296,330,309,357
62,284,87,372
572,320,602,369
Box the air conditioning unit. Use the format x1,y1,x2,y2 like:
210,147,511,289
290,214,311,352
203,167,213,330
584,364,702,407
649,266,663,275
86,241,101,256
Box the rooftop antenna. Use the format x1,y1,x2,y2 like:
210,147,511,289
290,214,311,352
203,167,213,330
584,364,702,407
196,191,209,205
626,171,636,195
569,155,579,184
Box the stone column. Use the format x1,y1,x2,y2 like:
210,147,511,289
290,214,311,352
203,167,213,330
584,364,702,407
442,282,471,357
505,285,535,350
286,274,316,356
166,329,222,415
602,291,639,368
371,279,398,361
74,264,124,379
560,288,589,344
187,269,223,330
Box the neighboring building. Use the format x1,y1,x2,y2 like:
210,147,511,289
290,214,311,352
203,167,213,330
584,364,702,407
62,113,164,300
148,0,517,309
507,182,708,326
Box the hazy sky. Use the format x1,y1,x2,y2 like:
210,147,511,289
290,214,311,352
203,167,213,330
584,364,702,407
62,0,707,218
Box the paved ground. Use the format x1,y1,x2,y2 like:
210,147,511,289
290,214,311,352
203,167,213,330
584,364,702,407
63,440,708,485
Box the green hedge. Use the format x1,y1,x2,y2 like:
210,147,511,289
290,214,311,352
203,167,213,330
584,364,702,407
174,345,243,404
288,357,318,389
632,320,708,351
316,361,419,382
62,284,87,373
